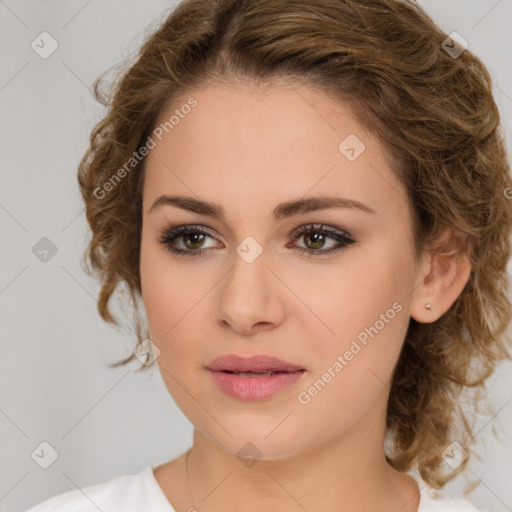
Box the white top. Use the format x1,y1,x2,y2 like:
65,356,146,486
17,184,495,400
25,465,480,511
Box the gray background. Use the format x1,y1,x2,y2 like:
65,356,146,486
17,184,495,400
1,1,511,511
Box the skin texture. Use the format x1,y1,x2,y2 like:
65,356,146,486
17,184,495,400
140,79,471,512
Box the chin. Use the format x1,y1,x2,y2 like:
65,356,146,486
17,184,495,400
198,421,312,462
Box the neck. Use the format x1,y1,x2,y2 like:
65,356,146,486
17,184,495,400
184,399,420,512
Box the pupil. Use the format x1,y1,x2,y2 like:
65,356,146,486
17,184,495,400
306,232,324,249
185,233,204,249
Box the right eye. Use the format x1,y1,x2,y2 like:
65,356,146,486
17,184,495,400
158,224,222,258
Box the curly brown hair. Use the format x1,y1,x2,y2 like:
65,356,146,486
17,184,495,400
77,0,512,491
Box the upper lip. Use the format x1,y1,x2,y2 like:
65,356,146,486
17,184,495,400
207,354,305,373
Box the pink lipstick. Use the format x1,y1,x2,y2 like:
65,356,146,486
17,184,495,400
206,354,306,401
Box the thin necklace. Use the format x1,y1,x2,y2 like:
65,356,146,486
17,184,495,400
185,448,196,507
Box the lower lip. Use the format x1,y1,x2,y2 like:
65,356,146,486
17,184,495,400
208,369,305,401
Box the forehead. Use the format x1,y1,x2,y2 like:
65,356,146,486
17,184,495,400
151,79,360,154
143,80,407,222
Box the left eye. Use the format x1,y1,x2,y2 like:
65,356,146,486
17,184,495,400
290,224,356,255
158,223,356,259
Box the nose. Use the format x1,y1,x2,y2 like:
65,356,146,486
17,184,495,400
213,248,286,335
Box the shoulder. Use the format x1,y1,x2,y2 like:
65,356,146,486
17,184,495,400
420,493,480,512
24,472,142,512
24,466,173,512
412,474,480,512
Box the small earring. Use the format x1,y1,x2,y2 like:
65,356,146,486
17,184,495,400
425,303,433,310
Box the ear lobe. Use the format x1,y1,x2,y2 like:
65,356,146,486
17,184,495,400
410,229,471,324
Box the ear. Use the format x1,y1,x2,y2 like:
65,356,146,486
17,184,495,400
410,228,471,323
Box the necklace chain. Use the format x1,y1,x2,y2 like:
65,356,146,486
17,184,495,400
185,448,195,506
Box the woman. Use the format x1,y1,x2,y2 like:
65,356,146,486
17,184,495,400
26,0,512,510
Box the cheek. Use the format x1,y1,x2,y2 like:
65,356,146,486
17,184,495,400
292,251,412,432
304,238,414,375
140,234,218,382
139,245,204,409
140,239,172,335
140,235,194,349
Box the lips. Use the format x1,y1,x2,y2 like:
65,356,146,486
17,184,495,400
206,354,306,401
207,354,305,374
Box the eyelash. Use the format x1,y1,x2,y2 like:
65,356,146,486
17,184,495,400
158,223,356,259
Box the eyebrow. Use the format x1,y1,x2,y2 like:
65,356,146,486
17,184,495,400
149,194,376,220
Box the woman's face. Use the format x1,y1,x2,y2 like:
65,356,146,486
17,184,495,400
140,79,421,459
